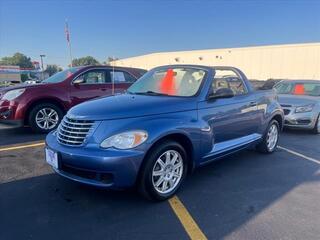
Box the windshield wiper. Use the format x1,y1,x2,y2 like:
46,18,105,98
132,91,169,96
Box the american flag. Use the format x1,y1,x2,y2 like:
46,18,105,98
65,21,70,44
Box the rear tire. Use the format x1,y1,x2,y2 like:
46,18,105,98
256,120,280,154
28,103,63,133
312,114,320,134
138,141,188,201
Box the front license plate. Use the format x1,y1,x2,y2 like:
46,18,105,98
45,148,59,169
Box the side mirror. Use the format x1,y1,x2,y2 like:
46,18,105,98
73,78,84,85
208,88,235,100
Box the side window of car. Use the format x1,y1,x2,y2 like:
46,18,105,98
109,71,136,83
75,70,106,84
227,77,247,95
211,70,247,96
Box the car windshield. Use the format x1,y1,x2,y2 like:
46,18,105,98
127,67,206,97
274,82,320,96
42,67,80,83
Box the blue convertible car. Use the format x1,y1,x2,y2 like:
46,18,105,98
45,65,284,200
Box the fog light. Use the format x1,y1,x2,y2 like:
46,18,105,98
0,109,12,119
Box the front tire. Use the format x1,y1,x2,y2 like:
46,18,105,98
138,141,188,201
257,120,280,153
28,103,63,133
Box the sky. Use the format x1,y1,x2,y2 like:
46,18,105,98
0,0,320,68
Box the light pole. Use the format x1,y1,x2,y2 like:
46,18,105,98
40,54,46,80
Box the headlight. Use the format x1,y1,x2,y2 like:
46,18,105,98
295,104,314,113
2,89,25,101
100,130,148,149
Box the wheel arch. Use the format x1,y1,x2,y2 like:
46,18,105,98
24,98,67,125
138,132,195,182
271,112,284,131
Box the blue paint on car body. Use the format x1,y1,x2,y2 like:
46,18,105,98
45,65,284,190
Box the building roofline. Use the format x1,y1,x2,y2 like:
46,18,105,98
113,42,320,62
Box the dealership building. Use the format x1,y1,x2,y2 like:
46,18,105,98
0,65,22,84
112,42,320,81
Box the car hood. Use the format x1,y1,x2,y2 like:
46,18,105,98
68,94,198,121
0,82,51,93
278,94,319,106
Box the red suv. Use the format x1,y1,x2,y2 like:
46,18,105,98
0,65,146,133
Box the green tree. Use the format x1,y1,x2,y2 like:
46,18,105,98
72,56,100,66
45,64,62,76
0,52,34,69
0,53,34,82
103,56,119,65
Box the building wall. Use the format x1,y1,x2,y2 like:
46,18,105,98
112,43,320,80
0,65,21,83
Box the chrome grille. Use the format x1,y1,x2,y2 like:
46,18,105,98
57,117,94,146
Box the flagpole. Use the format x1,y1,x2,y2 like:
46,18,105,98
68,39,73,67
112,56,115,95
65,19,73,67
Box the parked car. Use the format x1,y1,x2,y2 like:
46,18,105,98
274,80,320,134
45,65,284,201
0,66,146,133
25,79,41,84
248,80,265,90
0,80,22,88
260,79,282,90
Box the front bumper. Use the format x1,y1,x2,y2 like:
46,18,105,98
0,100,24,128
283,109,318,130
45,132,146,189
0,103,24,129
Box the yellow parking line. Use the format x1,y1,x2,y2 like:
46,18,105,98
169,195,207,240
278,146,320,165
0,142,45,152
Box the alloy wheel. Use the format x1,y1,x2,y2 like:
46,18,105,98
35,108,59,130
152,150,184,194
266,124,278,151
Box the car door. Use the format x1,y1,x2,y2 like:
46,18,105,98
69,69,112,106
109,70,137,94
198,69,260,159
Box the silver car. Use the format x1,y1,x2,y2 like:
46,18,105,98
274,80,320,134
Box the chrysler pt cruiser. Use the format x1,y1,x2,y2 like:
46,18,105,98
45,65,283,201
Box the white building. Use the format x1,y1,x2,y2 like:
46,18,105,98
112,42,320,80
0,65,21,84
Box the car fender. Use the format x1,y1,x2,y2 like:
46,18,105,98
94,111,201,167
264,103,284,132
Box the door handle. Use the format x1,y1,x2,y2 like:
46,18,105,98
101,88,107,91
249,101,257,106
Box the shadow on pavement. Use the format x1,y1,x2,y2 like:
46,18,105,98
177,149,320,239
0,173,188,240
1,131,319,239
279,129,320,159
0,127,46,146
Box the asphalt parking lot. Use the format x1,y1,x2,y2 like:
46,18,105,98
0,127,319,240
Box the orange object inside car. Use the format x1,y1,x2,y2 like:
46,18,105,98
160,69,176,95
293,84,305,95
